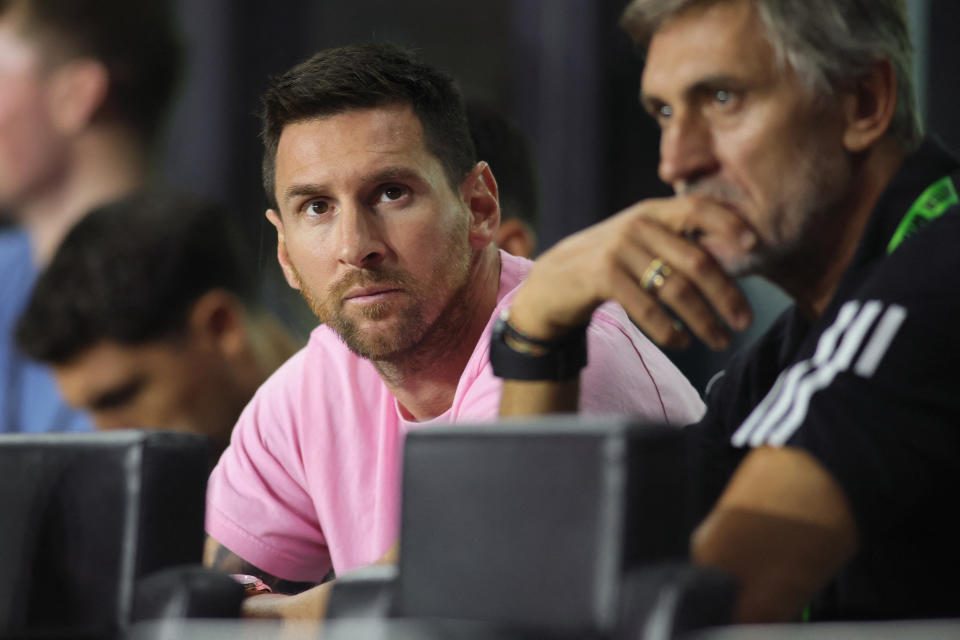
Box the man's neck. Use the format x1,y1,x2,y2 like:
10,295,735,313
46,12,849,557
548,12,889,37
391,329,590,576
376,246,502,422
775,141,907,320
20,125,146,266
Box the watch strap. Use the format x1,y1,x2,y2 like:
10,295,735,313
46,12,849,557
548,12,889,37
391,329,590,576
490,310,588,381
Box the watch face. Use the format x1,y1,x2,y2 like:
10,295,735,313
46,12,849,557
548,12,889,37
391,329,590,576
230,573,273,596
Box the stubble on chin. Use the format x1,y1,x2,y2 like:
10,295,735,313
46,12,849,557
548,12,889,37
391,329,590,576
294,266,426,360
679,153,846,280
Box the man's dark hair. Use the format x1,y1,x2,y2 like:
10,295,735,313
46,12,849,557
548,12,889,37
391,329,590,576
16,191,260,365
466,101,540,231
0,0,183,144
259,42,476,210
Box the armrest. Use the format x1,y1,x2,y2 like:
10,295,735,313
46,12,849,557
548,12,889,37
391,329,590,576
326,564,397,620
132,566,244,622
617,562,738,640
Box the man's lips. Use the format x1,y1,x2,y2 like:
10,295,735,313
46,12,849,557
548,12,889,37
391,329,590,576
342,285,402,303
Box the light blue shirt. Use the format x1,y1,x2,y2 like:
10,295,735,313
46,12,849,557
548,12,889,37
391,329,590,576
0,229,91,433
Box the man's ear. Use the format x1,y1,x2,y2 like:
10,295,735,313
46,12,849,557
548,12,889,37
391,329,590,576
461,161,501,249
186,289,248,359
48,58,109,135
841,59,898,153
495,218,537,259
265,208,301,291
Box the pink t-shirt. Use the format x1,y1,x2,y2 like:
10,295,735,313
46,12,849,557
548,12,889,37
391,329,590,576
206,251,703,581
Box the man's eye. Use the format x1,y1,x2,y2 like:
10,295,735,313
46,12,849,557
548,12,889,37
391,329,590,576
658,104,674,120
714,89,735,107
306,201,329,215
380,186,407,202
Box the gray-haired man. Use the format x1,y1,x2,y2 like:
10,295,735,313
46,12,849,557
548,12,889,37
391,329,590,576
496,0,959,623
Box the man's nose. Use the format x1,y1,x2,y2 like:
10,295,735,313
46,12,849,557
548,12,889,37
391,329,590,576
337,205,387,268
657,110,719,190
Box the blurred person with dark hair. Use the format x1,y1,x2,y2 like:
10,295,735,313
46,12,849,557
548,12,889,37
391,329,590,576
498,0,960,624
0,0,183,433
467,101,539,258
203,42,703,619
15,191,297,458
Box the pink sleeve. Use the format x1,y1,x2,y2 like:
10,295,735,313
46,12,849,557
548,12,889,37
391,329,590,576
580,303,705,426
205,372,333,583
451,298,703,427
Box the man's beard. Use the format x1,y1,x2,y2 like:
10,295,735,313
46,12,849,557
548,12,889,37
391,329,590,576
293,228,474,363
680,153,849,280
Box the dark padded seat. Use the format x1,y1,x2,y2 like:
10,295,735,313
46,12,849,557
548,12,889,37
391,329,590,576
395,417,689,635
0,430,210,639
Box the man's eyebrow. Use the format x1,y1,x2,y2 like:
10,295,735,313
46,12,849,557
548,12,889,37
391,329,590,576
639,90,665,115
281,182,327,206
366,166,422,185
686,73,747,94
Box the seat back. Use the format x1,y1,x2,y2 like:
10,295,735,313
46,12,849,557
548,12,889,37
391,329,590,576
0,430,209,639
395,417,687,637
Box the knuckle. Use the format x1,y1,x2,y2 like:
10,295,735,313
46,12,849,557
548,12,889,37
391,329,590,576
600,245,622,273
624,215,650,240
681,249,713,278
723,290,746,313
651,328,672,346
667,277,696,304
636,302,663,326
676,197,700,222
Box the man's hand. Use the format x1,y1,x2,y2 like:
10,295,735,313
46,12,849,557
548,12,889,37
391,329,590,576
508,195,755,350
203,536,321,595
240,586,333,621
203,537,399,620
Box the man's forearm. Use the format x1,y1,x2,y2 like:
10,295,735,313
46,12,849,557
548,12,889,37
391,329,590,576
203,536,319,595
691,447,857,623
499,378,580,416
242,583,332,620
241,542,398,619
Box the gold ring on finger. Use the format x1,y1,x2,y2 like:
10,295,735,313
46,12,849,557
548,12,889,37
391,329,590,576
641,258,672,292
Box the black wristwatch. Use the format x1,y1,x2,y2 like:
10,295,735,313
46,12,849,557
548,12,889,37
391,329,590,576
490,310,588,381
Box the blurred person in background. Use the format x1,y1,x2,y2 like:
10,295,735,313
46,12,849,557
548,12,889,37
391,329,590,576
0,0,182,433
467,101,540,258
15,191,297,461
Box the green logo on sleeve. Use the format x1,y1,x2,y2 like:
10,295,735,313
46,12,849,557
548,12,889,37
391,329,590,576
887,175,959,254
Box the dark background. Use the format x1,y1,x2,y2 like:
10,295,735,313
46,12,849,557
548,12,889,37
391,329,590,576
151,0,960,389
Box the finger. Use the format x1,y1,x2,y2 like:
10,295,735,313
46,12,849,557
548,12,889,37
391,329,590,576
683,196,757,243
602,227,726,347
608,268,691,349
627,197,758,325
680,198,759,280
629,218,753,331
654,269,733,350
610,239,730,349
634,195,756,244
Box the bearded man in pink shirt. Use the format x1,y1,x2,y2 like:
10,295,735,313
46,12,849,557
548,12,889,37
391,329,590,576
203,42,704,619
